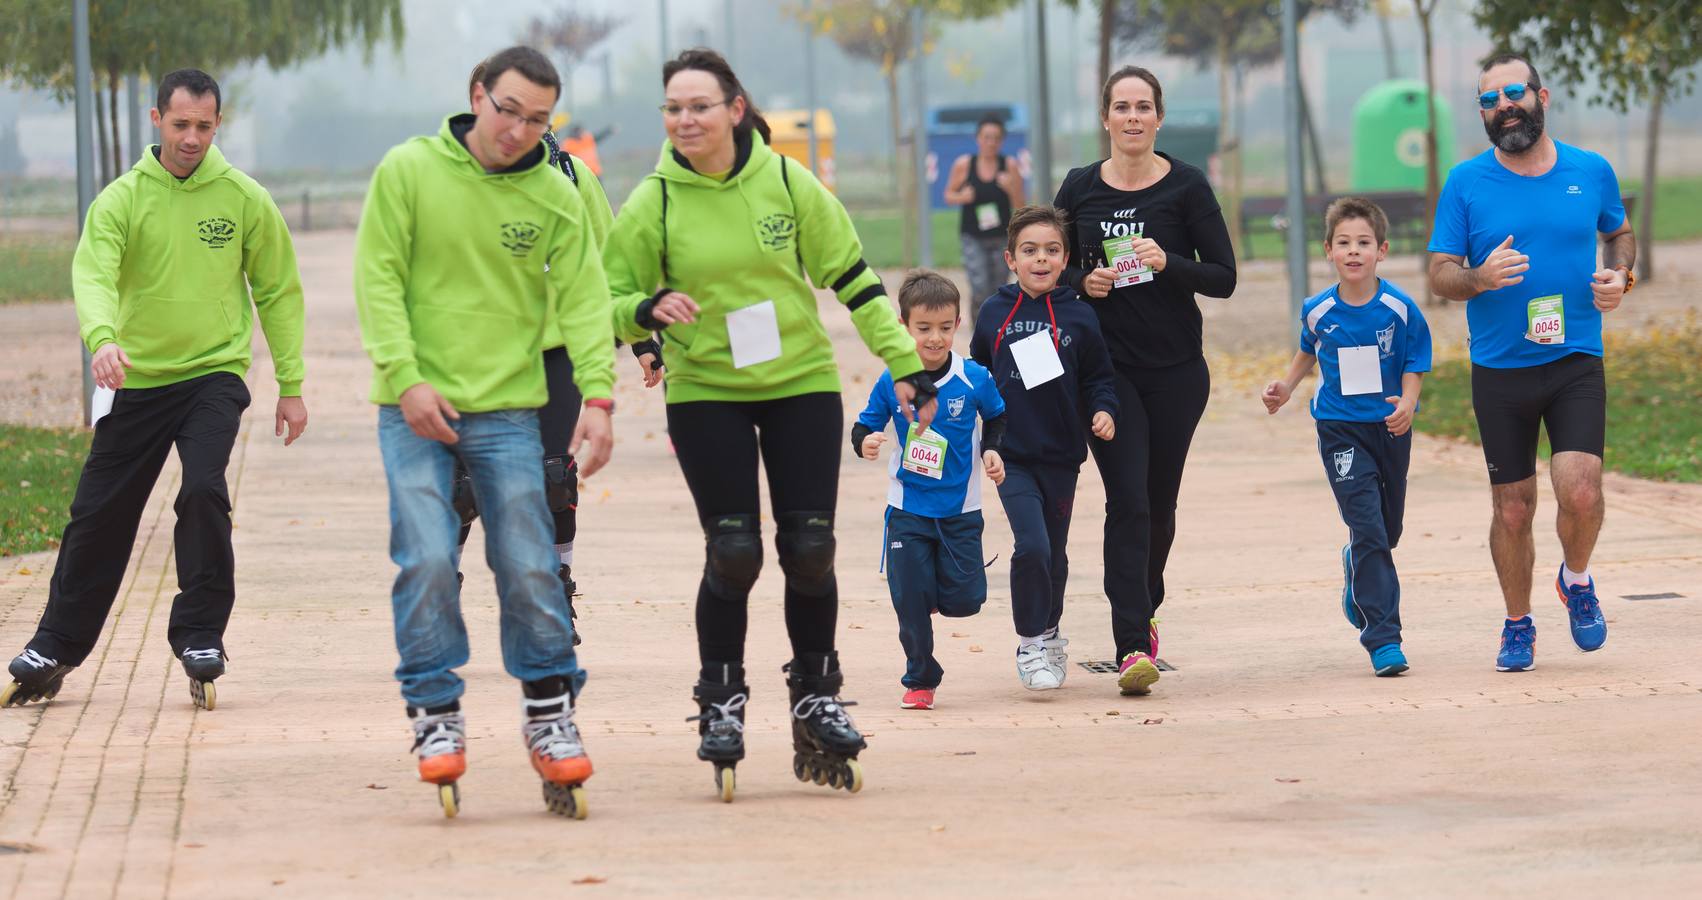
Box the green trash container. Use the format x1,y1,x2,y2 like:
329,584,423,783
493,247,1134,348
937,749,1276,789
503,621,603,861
1351,80,1456,192
1155,108,1219,174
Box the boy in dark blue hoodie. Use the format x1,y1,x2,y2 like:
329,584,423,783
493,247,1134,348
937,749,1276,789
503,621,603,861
971,205,1119,693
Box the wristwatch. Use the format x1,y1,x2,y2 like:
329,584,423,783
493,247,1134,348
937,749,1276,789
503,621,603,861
1612,265,1636,293
585,398,615,414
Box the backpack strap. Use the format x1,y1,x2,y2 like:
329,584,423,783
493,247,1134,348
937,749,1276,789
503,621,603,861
658,177,670,286
777,156,805,277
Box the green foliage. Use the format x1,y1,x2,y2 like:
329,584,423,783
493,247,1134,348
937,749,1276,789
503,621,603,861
1418,318,1702,483
1473,1,1702,111
0,1,404,96
791,0,1020,73
0,425,91,558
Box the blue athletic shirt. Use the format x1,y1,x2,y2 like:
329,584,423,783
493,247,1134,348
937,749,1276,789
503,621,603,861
1427,141,1626,368
856,352,1005,518
1299,279,1433,423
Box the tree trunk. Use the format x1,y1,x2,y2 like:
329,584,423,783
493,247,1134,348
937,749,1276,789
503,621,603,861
1375,1,1398,79
94,79,111,187
1216,32,1242,260
1415,0,1439,305
1233,60,1246,257
108,71,123,178
1298,72,1327,196
1098,0,1113,158
885,65,914,267
1638,82,1663,283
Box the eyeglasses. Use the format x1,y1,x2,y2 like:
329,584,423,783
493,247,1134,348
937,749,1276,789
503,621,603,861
659,99,732,119
1477,82,1533,110
486,96,552,131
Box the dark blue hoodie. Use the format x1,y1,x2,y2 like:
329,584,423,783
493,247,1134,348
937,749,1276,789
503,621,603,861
970,283,1118,466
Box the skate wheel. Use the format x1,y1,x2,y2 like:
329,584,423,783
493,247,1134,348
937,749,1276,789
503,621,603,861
438,783,460,818
543,782,589,820
792,755,808,783
843,759,864,794
716,767,735,803
811,762,828,786
197,681,216,711
0,682,19,707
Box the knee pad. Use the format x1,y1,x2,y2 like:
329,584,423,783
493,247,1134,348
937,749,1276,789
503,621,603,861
775,511,836,593
704,513,763,597
543,454,579,514
451,465,478,527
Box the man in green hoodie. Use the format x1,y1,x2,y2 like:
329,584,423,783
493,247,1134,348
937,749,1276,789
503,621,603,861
2,69,309,714
354,46,614,819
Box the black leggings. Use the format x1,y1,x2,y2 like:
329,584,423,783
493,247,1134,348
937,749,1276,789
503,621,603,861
1087,357,1210,660
667,392,843,667
458,346,581,547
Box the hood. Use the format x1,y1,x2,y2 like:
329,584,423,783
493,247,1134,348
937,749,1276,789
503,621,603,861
432,113,549,177
135,142,232,190
652,128,776,189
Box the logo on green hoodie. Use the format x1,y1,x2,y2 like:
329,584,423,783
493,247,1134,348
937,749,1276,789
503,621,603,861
501,220,543,257
197,217,237,249
756,213,797,252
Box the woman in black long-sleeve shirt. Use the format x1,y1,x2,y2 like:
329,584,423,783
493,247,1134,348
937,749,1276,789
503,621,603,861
1052,65,1236,695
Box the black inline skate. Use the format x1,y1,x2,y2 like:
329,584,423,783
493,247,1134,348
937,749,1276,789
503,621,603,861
686,662,748,802
179,648,225,710
785,652,865,794
1,649,75,707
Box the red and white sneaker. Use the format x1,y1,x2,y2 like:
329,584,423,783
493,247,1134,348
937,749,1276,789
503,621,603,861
900,687,935,710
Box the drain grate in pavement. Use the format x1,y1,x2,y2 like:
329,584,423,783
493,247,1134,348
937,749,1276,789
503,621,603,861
1624,592,1684,601
1079,659,1177,673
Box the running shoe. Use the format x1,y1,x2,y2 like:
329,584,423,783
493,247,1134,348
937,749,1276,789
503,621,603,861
1041,628,1069,685
1556,568,1607,651
1370,643,1408,677
900,687,935,710
1016,644,1060,691
1496,617,1536,672
1117,651,1160,696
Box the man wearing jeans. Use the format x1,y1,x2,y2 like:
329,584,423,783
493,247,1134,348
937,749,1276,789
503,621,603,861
354,46,616,816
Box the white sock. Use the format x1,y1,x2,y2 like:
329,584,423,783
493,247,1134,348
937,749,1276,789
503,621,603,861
1561,563,1590,588
1017,634,1045,651
1041,626,1059,641
556,542,574,568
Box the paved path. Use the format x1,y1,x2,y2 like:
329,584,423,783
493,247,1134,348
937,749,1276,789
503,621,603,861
2,231,1700,897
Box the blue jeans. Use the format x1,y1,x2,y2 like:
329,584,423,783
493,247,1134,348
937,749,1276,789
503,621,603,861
377,406,584,708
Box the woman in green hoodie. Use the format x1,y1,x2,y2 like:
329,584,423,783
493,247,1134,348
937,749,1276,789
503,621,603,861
605,48,936,802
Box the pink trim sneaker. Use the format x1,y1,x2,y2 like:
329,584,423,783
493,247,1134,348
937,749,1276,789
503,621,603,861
1118,652,1160,696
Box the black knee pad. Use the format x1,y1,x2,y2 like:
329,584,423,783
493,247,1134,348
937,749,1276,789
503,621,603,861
704,513,763,597
451,464,478,527
543,454,579,514
775,511,836,593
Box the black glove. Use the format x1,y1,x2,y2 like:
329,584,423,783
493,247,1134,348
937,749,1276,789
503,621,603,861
898,371,939,408
631,338,663,370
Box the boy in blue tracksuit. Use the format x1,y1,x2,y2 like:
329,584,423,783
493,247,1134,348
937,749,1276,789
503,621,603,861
1263,198,1431,676
970,206,1118,694
854,271,1008,711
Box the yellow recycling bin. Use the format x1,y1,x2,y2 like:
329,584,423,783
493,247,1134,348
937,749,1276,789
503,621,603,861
768,109,837,192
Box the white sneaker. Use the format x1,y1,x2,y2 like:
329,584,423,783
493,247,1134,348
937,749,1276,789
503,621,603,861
1016,643,1061,690
1042,629,1069,685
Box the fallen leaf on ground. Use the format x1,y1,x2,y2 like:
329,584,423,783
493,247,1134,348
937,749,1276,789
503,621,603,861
950,632,969,638
16,568,29,576
183,843,205,849
1105,710,1120,716
1276,778,1301,783
365,783,387,790
573,876,607,885
968,645,983,653
929,824,946,833
1141,718,1164,725
952,751,976,756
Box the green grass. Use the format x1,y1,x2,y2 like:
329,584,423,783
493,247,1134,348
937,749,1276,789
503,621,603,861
846,210,965,270
1417,318,1702,483
1619,175,1702,242
0,235,75,304
0,425,91,557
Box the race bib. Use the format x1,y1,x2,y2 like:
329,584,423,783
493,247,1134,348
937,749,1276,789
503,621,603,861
901,423,949,480
1525,295,1565,345
1009,330,1064,389
726,300,782,368
1337,346,1383,396
975,202,1001,232
1102,235,1154,288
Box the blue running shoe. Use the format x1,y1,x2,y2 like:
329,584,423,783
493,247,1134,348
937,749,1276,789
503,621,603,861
1556,568,1607,651
1370,643,1408,676
1341,543,1365,629
1497,617,1536,672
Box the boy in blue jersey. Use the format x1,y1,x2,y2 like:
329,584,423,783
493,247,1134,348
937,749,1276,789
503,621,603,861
1263,198,1432,676
971,206,1120,695
853,271,1008,711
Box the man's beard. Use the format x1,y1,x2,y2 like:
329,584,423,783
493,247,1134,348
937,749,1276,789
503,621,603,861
1485,101,1545,153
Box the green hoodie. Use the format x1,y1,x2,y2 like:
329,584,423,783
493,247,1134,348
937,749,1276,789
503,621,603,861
542,154,612,353
354,116,615,412
72,144,306,394
605,132,920,403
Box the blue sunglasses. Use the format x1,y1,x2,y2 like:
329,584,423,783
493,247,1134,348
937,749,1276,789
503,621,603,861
1478,82,1532,110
